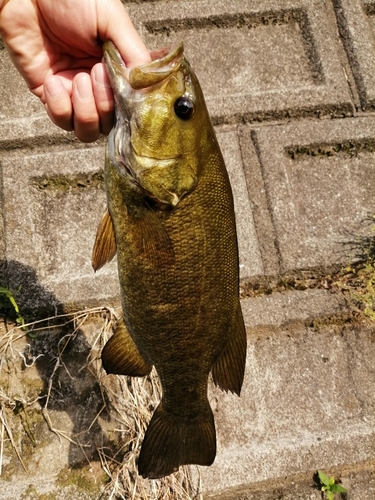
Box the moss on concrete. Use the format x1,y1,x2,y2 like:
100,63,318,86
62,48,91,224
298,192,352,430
56,465,106,494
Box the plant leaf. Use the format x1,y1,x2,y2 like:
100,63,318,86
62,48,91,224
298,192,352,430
318,470,330,486
331,484,347,493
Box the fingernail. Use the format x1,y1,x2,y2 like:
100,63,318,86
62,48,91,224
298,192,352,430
93,65,110,89
75,75,93,101
44,76,63,98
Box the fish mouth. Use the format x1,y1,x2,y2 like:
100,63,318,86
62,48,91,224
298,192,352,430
103,40,184,92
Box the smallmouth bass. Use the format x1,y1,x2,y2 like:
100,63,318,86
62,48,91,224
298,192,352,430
92,41,247,479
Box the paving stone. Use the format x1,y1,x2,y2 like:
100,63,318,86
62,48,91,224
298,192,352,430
245,116,375,274
0,115,67,144
129,0,354,122
1,146,120,310
216,127,263,280
206,461,375,499
334,0,375,110
238,127,283,277
241,289,350,331
197,294,375,495
0,44,44,120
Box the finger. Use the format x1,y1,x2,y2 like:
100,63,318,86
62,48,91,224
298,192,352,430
72,73,101,143
91,63,115,136
97,0,151,68
44,76,74,131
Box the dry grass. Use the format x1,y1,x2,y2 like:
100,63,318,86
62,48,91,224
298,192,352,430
0,308,201,499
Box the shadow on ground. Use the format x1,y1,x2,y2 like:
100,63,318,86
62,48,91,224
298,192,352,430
0,259,116,469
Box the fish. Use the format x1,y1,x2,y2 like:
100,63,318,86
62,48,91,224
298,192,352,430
92,40,247,479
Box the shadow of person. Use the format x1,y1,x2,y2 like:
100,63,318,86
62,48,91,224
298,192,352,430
1,259,115,469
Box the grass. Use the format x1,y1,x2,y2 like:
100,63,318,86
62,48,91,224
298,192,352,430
0,308,201,499
334,216,375,321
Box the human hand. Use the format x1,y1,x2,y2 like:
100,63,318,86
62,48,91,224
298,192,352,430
0,0,150,142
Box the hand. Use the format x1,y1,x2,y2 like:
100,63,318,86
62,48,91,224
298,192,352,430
0,0,150,142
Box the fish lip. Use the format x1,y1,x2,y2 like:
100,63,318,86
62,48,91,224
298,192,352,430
102,41,129,95
103,40,184,91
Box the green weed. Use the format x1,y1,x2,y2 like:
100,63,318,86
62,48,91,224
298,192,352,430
318,470,347,500
0,285,24,325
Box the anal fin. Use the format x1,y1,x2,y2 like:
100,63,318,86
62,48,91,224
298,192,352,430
211,300,247,396
92,209,117,271
102,318,152,377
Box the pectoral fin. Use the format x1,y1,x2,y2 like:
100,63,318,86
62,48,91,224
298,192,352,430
102,318,152,377
128,203,175,267
92,209,117,271
211,300,247,396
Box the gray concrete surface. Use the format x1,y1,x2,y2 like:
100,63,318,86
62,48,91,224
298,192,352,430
1,0,375,498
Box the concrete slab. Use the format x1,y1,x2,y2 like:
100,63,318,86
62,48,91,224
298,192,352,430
197,292,375,496
238,127,282,277
0,115,65,144
129,0,354,122
334,0,375,110
1,146,120,310
216,127,263,280
241,289,350,331
0,44,44,120
246,116,375,274
206,460,375,499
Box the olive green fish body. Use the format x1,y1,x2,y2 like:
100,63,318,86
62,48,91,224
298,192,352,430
93,41,246,479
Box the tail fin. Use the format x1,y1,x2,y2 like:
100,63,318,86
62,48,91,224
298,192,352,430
138,402,216,479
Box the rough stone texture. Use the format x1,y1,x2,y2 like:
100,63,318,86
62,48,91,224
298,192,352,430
1,0,375,498
334,0,375,110
200,293,375,495
1,144,119,310
205,461,375,499
0,45,43,120
246,116,375,274
129,0,354,122
216,128,264,280
241,289,350,330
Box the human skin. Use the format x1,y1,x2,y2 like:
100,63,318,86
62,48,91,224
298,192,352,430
0,0,150,142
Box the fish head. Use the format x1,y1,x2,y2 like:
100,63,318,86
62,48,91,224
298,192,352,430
104,40,211,206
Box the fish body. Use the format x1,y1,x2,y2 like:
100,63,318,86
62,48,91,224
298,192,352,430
93,41,246,479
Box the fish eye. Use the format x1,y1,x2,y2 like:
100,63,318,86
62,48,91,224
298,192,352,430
174,96,194,120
